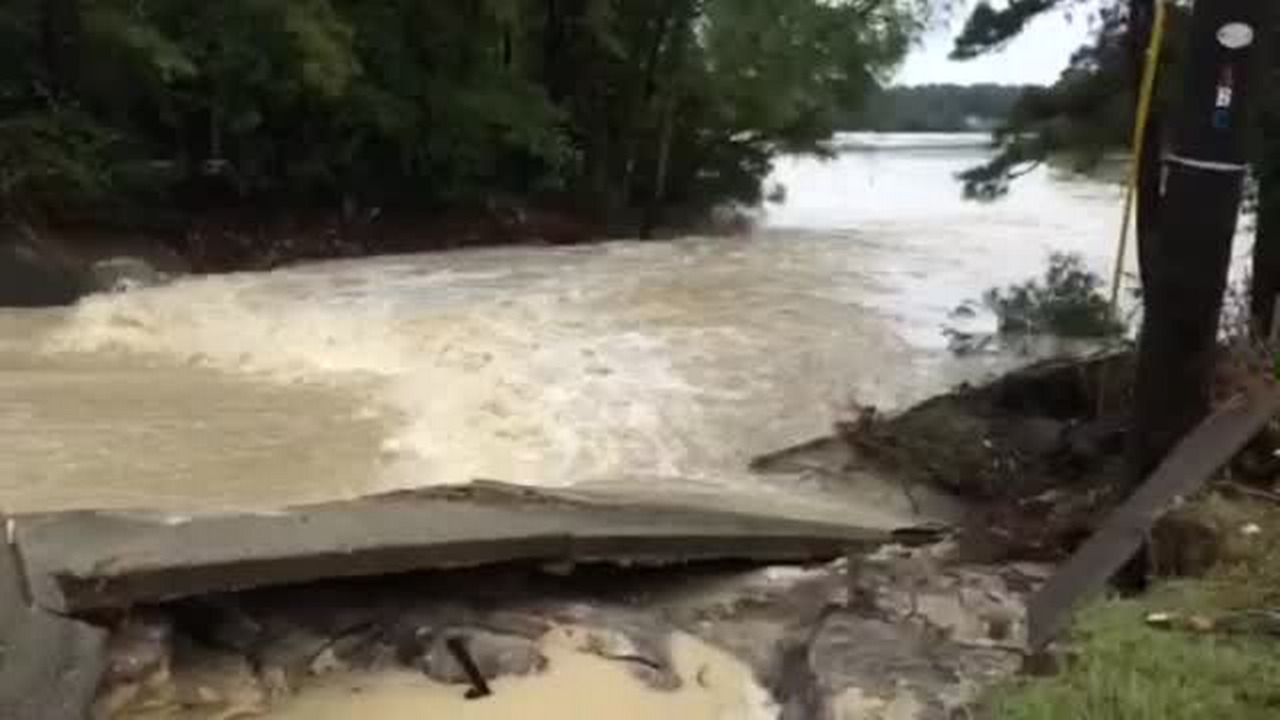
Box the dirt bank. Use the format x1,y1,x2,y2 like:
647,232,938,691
1,206,620,306
37,201,751,277
757,348,1280,572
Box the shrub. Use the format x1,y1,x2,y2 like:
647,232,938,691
983,252,1126,338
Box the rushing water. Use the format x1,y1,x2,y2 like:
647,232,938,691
0,133,1126,514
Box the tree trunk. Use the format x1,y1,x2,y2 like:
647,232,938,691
1126,0,1266,587
641,96,677,239
621,1,681,226
40,0,81,99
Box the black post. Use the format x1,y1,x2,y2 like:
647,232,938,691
1126,0,1266,586
1250,19,1280,339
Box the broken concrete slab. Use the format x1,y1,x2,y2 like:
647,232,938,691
2,517,109,720
1,611,109,720
1028,389,1280,650
13,488,895,614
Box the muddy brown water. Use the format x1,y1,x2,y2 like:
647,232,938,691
4,133,1120,719
0,134,1124,517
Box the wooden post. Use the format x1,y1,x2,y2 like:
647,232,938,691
1125,0,1266,586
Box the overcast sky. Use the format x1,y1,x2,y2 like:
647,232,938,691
895,3,1095,86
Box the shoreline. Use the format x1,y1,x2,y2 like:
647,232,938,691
1,205,755,307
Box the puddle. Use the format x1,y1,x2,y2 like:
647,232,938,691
266,629,777,720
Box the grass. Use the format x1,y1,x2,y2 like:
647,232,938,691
989,496,1280,720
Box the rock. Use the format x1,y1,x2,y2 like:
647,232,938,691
548,605,682,690
0,224,89,307
807,613,960,718
90,256,165,293
1151,511,1223,578
167,645,265,716
568,625,680,691
1063,416,1128,463
415,628,547,684
173,596,265,656
104,612,173,685
309,647,348,676
830,686,927,720
1009,417,1065,457
252,625,331,695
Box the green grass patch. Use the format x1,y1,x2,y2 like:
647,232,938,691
991,497,1280,720
992,586,1280,719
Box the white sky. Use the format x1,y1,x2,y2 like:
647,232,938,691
895,2,1096,86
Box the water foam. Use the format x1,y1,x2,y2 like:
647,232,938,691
44,260,715,487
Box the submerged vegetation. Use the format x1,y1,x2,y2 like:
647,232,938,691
945,253,1126,355
982,253,1126,339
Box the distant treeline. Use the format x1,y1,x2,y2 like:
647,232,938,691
844,84,1037,133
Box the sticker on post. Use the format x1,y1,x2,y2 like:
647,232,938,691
1217,23,1255,49
1216,86,1234,109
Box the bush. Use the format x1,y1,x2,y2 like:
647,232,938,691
0,110,120,218
983,252,1126,338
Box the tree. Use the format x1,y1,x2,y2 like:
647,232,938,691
955,0,1273,591
0,0,926,233
951,0,1061,61
960,1,1280,315
954,1,1181,294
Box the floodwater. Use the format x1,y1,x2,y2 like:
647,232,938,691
0,133,1125,514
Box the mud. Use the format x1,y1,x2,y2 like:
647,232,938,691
752,351,1138,566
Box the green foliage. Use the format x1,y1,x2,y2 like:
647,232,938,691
0,0,925,227
955,1,1193,199
993,498,1280,720
0,110,119,217
950,0,1060,60
990,585,1280,720
848,83,1032,133
982,253,1125,338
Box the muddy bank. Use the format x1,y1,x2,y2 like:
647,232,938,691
753,351,1137,564
157,207,611,274
757,347,1280,577
4,204,753,307
0,220,186,307
33,201,743,278
0,207,604,307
